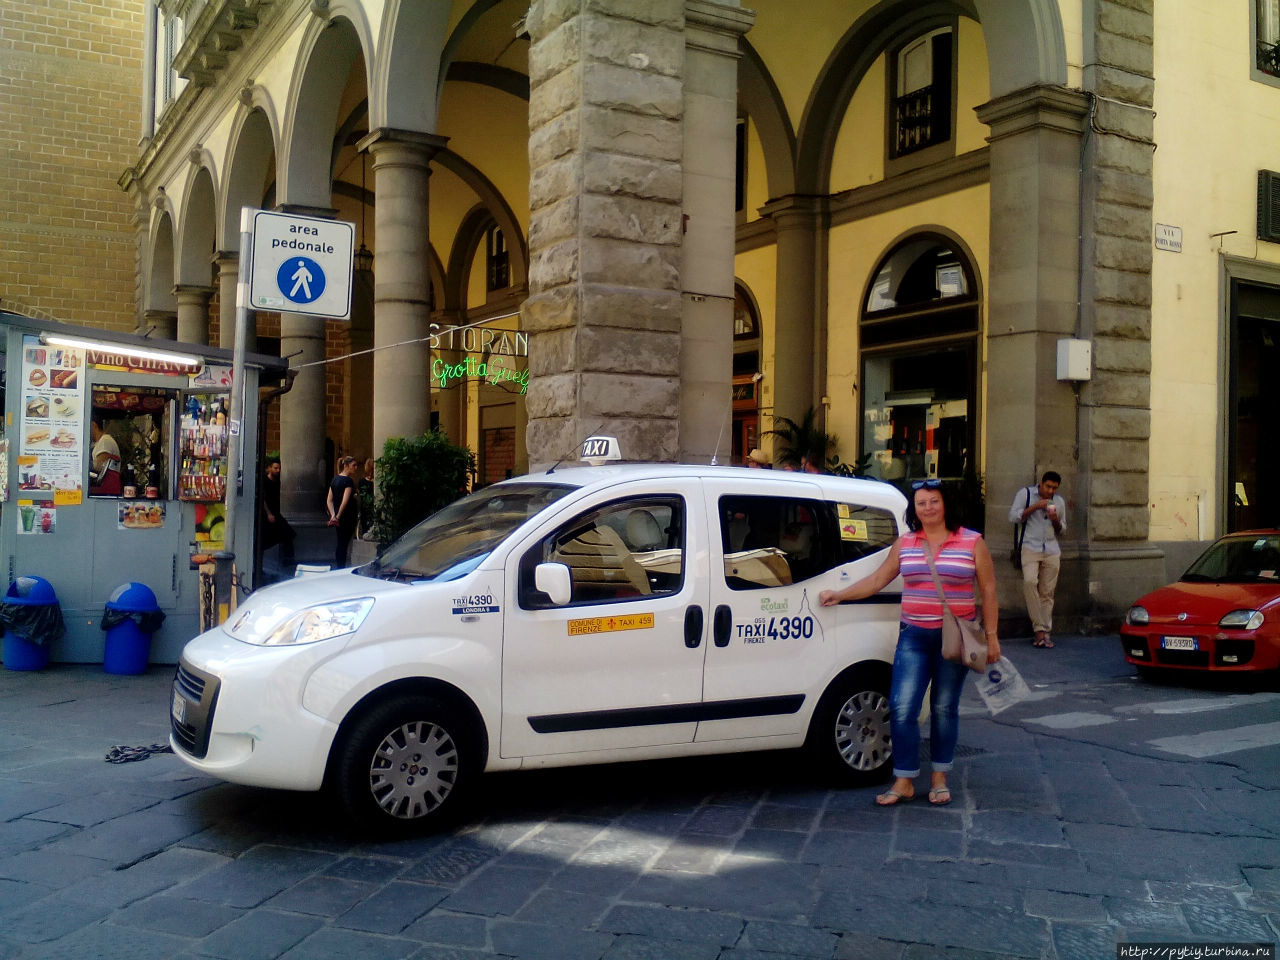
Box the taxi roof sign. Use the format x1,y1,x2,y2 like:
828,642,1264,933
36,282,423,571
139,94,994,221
580,436,622,466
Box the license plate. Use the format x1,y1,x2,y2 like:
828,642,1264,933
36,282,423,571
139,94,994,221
171,690,187,725
1161,635,1197,651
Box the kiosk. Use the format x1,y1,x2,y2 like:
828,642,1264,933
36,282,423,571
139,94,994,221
0,310,288,665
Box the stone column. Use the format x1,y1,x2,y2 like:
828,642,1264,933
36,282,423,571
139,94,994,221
143,309,177,340
278,310,327,518
523,0,686,466
1074,0,1163,616
214,252,249,352
760,195,822,431
680,1,753,463
978,21,1162,627
174,285,213,345
356,128,446,454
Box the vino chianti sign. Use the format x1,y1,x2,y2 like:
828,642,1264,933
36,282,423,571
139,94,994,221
430,325,528,394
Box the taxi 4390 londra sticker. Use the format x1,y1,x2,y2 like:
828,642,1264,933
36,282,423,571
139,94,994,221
567,613,655,636
451,592,498,615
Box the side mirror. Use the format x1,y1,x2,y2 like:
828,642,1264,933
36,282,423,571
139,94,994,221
534,562,572,606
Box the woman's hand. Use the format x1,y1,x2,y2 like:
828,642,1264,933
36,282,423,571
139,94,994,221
986,634,1001,665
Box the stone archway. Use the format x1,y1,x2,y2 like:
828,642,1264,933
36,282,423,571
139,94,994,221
144,209,177,339
175,165,217,344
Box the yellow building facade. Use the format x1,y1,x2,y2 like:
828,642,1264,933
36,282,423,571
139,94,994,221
7,0,1280,627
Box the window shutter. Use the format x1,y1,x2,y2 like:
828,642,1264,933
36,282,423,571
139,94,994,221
1258,170,1280,242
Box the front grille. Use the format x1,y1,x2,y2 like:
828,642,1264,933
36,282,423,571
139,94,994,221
171,661,219,759
175,663,205,700
1155,648,1211,668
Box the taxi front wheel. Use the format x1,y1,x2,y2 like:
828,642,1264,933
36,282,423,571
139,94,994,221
806,664,894,786
332,694,476,834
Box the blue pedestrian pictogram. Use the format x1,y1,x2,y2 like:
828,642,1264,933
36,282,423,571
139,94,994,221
277,256,326,305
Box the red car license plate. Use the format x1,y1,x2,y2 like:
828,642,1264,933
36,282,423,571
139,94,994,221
1161,635,1197,651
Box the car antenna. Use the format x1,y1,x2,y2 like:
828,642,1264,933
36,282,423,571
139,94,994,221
546,422,605,474
709,416,727,466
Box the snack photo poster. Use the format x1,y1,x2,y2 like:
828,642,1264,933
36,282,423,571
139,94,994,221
19,334,87,509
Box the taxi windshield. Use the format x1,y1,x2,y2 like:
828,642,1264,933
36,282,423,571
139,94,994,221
1182,534,1280,583
356,482,574,583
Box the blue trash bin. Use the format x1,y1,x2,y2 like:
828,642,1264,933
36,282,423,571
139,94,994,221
101,582,165,675
1,576,62,671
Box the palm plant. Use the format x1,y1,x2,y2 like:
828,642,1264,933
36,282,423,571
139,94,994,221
762,406,835,470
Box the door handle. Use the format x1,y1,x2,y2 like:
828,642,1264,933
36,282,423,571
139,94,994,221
713,604,732,647
684,605,703,648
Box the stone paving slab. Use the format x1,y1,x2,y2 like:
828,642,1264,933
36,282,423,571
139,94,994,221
0,653,1278,958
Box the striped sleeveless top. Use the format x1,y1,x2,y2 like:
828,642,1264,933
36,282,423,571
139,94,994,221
899,528,981,628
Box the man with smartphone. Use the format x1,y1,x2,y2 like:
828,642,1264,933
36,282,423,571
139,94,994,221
1010,471,1066,648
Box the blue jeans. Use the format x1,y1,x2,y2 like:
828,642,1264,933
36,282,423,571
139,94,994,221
889,622,971,779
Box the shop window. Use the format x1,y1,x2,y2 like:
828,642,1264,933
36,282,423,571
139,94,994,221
890,27,953,160
860,236,979,494
1228,281,1280,530
521,498,684,607
89,386,174,499
719,495,833,589
732,284,763,466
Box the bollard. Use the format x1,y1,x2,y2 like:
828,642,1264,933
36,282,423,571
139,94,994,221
212,551,236,626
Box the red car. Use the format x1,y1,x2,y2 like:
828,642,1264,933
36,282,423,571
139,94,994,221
1122,530,1280,677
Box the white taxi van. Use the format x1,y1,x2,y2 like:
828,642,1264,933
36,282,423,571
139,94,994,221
171,439,907,833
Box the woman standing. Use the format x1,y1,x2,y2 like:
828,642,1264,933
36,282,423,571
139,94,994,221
819,479,999,806
326,456,360,568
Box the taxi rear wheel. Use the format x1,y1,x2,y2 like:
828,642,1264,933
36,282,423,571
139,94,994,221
807,665,893,786
332,695,474,833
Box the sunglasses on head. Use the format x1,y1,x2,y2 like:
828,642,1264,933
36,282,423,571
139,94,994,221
911,479,943,490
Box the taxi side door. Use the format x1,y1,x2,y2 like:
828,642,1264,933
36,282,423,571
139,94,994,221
499,481,710,759
695,477,837,742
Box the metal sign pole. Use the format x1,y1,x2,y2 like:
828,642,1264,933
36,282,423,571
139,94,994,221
217,206,254,598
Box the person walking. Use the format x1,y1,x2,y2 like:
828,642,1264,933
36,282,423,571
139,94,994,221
326,456,360,568
260,457,295,566
819,479,999,807
1009,471,1066,648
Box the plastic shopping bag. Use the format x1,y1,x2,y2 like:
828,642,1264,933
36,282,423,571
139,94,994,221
973,656,1032,715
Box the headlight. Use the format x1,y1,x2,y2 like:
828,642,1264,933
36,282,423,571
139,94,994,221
1125,605,1149,626
1218,609,1264,630
248,598,374,647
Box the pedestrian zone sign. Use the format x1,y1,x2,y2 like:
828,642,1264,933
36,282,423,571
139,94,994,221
249,210,355,319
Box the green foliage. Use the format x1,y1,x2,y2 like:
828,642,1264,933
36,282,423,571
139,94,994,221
364,430,476,547
762,406,835,470
826,450,874,477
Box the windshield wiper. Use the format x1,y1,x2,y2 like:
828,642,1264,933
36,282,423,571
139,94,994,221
1180,573,1213,582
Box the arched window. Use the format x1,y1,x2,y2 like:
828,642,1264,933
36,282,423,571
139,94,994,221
860,236,980,494
486,223,510,292
890,26,953,159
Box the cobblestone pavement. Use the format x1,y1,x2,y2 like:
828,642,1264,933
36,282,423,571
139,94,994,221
0,638,1277,959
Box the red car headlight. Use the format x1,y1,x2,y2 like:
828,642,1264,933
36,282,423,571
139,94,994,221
1218,609,1264,630
1125,605,1149,626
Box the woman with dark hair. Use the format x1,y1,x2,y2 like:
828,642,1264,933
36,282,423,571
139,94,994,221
326,456,360,568
819,479,999,806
